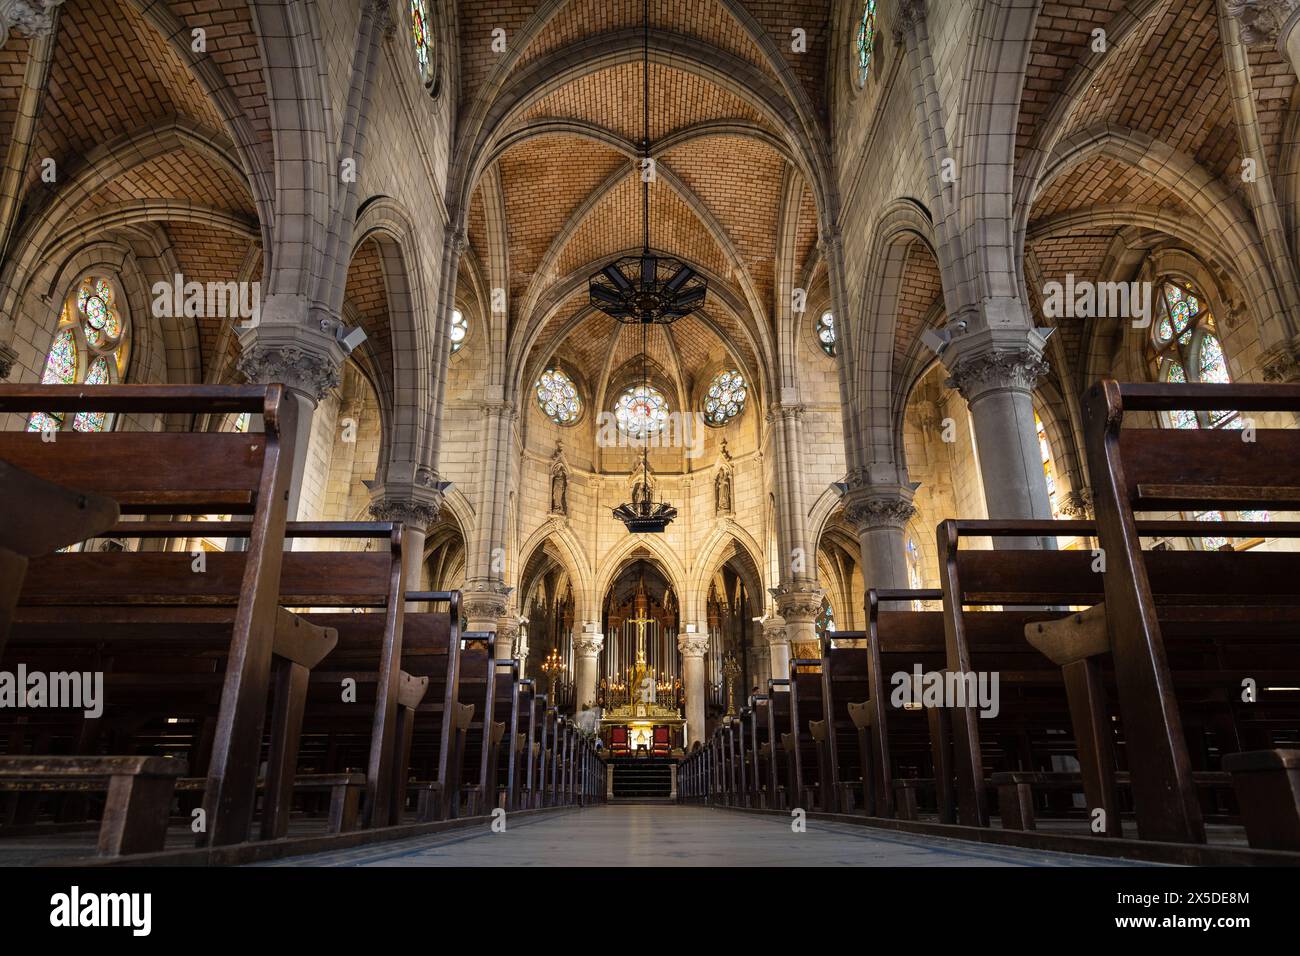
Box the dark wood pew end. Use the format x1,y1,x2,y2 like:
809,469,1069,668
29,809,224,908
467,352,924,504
1223,749,1300,851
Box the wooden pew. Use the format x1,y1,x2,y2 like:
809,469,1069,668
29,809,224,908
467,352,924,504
787,657,834,811
0,756,185,855
508,678,538,810
765,679,796,809
0,383,296,847
0,460,118,653
748,694,772,808
1084,378,1300,844
939,517,1300,842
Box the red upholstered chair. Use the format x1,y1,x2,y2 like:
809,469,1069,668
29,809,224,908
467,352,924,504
652,726,670,756
611,726,629,756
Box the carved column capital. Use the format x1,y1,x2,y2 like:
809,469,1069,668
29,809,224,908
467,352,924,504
943,342,1050,404
1059,488,1093,519
1261,341,1300,383
676,633,710,659
770,585,824,624
462,584,512,630
841,476,919,533
760,616,787,647
573,632,604,658
238,345,341,403
893,0,927,44
1227,0,1300,46
1,0,63,47
368,496,440,531
0,341,17,380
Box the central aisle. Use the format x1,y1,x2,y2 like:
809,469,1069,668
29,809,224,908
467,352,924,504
274,806,1144,867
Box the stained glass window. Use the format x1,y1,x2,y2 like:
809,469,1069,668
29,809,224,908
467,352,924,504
449,308,467,353
535,368,582,425
817,311,836,357
855,1,878,88
815,598,835,639
1035,412,1064,518
27,275,129,434
1148,279,1266,547
614,384,670,439
703,369,746,426
1151,281,1237,429
72,358,111,432
409,0,434,85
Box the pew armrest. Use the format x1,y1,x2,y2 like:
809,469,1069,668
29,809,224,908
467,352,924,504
1025,603,1109,665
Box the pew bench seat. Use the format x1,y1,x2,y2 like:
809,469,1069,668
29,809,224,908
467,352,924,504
992,770,1232,833
0,756,185,856
1223,749,1300,851
174,772,365,835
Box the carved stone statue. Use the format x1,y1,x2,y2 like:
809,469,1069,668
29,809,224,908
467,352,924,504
548,441,568,516
715,468,732,514
550,468,567,515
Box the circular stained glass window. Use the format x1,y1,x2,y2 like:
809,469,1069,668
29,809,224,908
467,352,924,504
449,308,467,353
703,369,747,426
535,368,582,425
855,1,878,88
818,311,836,357
614,384,670,439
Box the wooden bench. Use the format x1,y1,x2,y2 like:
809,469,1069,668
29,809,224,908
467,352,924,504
1,384,296,847
0,756,185,855
939,516,1300,841
175,772,365,835
0,459,118,652
1084,378,1300,844
1223,749,1300,851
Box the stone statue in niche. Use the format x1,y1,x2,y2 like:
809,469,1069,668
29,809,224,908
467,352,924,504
549,441,568,516
714,438,734,515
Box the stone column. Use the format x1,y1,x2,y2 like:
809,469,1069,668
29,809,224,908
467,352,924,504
367,486,444,609
1230,1,1300,76
762,614,789,681
942,328,1055,550
843,477,919,603
773,586,823,664
572,625,604,711
462,588,510,638
236,298,346,519
677,632,709,747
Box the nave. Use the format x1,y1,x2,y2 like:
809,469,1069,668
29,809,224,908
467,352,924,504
272,805,1133,868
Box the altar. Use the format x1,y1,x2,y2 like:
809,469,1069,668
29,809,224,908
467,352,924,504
598,597,685,755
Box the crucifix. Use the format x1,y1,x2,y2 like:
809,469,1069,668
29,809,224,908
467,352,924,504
628,611,654,666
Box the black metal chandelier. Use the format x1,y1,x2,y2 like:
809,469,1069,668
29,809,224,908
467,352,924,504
600,0,702,534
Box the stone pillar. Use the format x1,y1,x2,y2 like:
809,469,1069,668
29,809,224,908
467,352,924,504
367,486,444,609
762,615,789,681
573,625,604,711
843,478,919,603
678,632,709,747
773,586,823,664
942,328,1055,550
462,588,510,638
1229,1,1300,76
236,297,346,519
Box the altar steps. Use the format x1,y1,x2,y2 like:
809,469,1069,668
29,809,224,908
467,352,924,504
610,759,673,799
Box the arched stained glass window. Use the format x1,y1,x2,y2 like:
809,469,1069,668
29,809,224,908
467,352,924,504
817,311,836,357
703,369,746,426
449,308,468,353
614,384,670,439
1149,279,1266,549
409,0,435,86
28,275,130,434
1152,280,1235,428
855,1,878,88
535,368,582,425
1035,412,1063,519
815,598,835,639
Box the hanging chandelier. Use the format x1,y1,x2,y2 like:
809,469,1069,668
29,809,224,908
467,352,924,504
601,0,702,535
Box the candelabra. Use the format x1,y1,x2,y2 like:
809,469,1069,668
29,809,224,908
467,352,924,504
541,647,566,699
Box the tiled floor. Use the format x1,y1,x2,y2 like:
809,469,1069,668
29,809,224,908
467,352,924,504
272,805,1148,867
